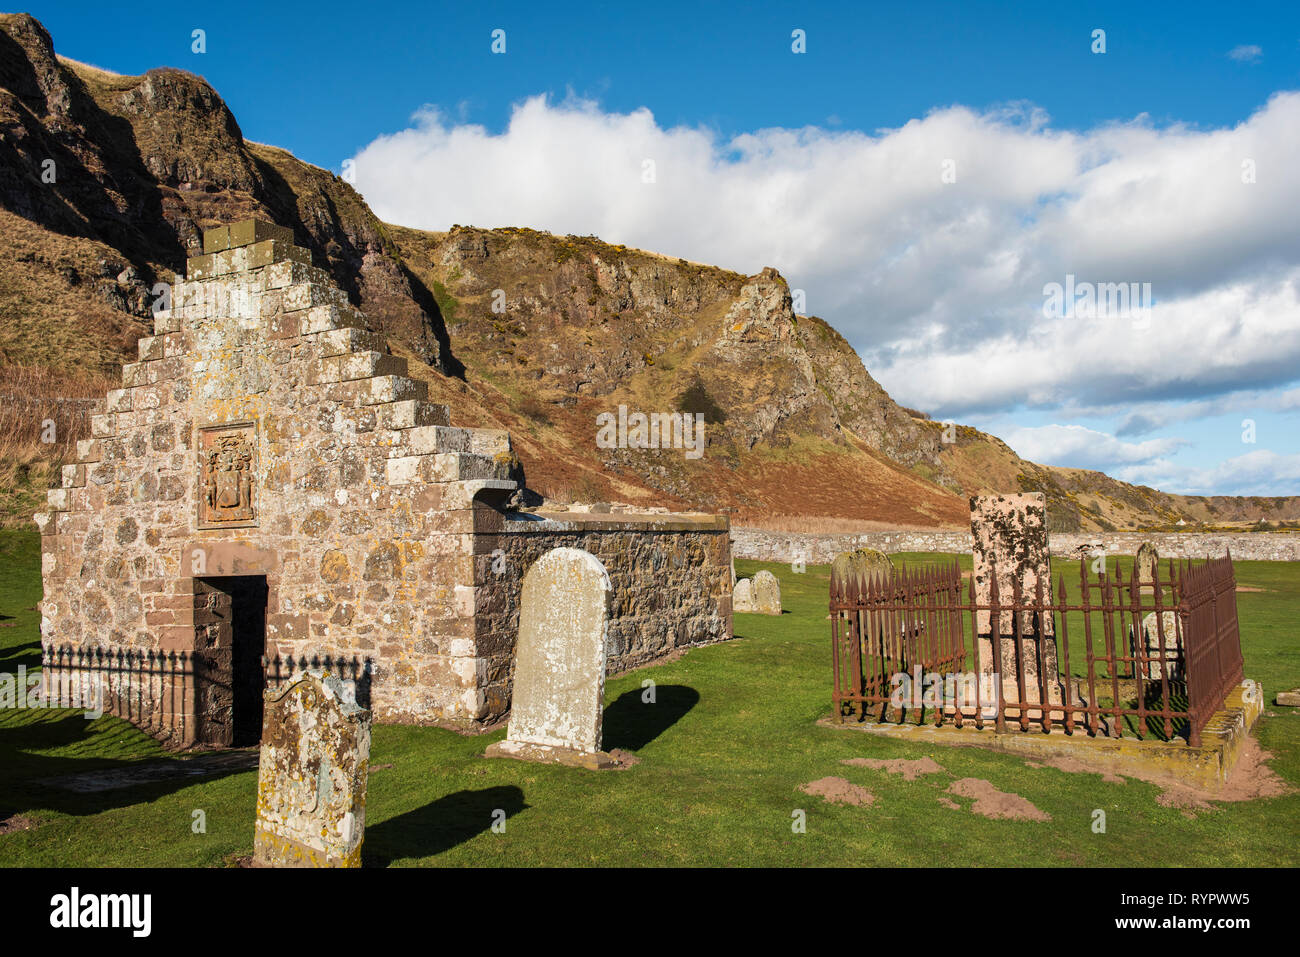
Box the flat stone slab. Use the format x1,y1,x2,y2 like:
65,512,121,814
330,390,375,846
37,750,259,793
820,681,1264,792
1276,688,1300,707
484,739,631,770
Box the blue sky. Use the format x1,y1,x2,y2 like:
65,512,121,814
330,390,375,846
25,0,1300,496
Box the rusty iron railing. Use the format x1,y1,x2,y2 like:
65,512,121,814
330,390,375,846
830,554,1244,747
1178,555,1244,742
35,644,371,746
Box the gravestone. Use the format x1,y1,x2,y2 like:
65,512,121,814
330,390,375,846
1135,542,1160,588
253,670,372,868
831,548,893,651
485,547,620,769
1140,611,1182,681
831,547,893,588
733,577,757,612
969,493,1064,712
752,570,782,615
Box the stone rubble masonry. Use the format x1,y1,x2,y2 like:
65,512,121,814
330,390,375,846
253,671,371,868
33,219,733,740
731,528,1300,564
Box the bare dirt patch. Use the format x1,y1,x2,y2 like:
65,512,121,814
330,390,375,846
0,814,37,836
946,778,1051,821
841,756,944,781
800,776,875,807
1022,736,1290,810
1154,737,1291,810
1235,585,1266,593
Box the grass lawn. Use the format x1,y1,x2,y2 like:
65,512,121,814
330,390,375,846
1,529,1297,867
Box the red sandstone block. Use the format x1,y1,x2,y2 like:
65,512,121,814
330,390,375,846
267,310,301,340
136,337,163,362
156,626,193,650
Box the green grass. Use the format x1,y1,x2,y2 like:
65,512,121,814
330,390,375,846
1,531,1296,866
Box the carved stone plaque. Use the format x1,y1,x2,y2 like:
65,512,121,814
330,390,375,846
198,423,257,528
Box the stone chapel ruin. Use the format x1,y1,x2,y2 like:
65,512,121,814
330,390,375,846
34,220,732,745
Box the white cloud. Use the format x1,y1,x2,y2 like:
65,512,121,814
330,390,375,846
1228,45,1263,62
1001,424,1188,471
1116,450,1300,497
350,92,1300,495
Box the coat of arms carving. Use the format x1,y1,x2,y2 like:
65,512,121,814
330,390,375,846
198,424,257,528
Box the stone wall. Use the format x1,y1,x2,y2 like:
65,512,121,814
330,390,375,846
732,527,1300,564
472,510,732,722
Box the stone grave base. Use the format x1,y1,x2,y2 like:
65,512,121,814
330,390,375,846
822,681,1263,792
252,827,361,868
484,739,628,770
1277,688,1300,707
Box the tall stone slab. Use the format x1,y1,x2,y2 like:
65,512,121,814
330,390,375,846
970,493,1064,711
751,570,782,615
253,671,372,867
832,548,893,653
1135,542,1160,588
486,547,620,769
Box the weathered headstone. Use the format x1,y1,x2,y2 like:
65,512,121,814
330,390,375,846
752,570,782,615
733,577,756,612
253,671,372,868
830,548,892,647
969,493,1064,712
485,547,619,769
1135,542,1160,588
1140,611,1182,681
830,548,893,588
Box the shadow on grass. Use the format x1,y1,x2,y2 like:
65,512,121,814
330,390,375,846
0,710,254,823
364,785,527,866
0,638,42,669
603,684,699,752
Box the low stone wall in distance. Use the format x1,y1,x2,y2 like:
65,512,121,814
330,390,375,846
732,527,1300,564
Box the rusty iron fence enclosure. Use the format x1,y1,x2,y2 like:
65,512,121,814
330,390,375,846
38,643,371,745
830,555,1243,747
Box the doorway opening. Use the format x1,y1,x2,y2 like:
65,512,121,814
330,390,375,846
194,576,268,747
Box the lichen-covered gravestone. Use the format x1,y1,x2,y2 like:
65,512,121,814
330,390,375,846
486,547,621,769
253,671,372,868
969,493,1064,712
1140,611,1182,681
733,577,757,612
1136,542,1160,588
752,570,782,615
831,548,893,651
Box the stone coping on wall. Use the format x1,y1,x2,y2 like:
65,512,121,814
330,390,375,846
731,527,1300,563
505,509,730,534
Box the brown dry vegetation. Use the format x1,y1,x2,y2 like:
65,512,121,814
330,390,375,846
0,363,114,525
